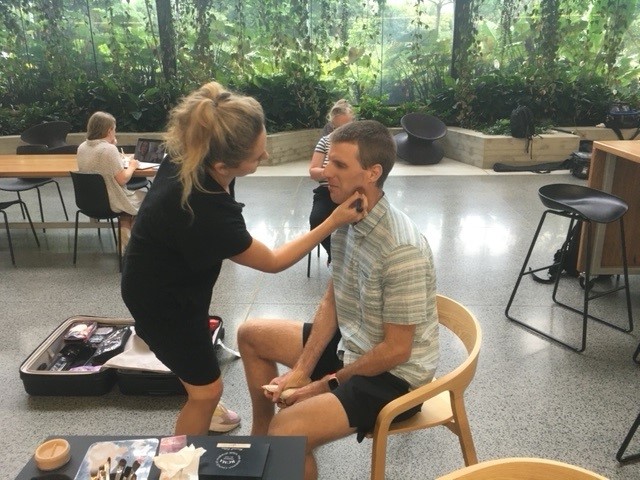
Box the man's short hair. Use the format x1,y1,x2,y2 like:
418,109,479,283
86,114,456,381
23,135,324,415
331,120,396,187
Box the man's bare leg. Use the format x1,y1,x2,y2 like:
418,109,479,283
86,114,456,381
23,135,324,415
237,319,304,434
268,393,355,480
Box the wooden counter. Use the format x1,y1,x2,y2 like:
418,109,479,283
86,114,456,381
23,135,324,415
582,140,640,274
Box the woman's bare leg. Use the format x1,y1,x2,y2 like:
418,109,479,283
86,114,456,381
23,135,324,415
175,376,223,435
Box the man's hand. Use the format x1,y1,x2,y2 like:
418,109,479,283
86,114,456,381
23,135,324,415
278,380,329,407
329,191,367,227
263,369,311,405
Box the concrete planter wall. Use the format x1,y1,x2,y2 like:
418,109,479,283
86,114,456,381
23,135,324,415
440,127,579,169
0,125,632,168
0,130,321,166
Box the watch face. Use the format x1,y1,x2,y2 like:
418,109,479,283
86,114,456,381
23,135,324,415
328,377,339,391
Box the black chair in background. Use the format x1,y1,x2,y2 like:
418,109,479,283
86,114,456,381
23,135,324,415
69,172,122,270
0,145,69,229
0,123,73,229
20,121,72,150
506,183,633,352
0,199,40,266
394,113,447,165
47,144,78,154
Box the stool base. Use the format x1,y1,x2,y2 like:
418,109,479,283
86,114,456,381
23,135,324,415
506,209,633,352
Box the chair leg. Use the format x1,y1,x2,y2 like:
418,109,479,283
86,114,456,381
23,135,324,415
617,409,640,463
17,191,26,219
109,218,118,248
370,430,389,480
116,218,122,272
449,399,478,466
21,201,40,248
52,180,69,220
1,210,16,266
73,210,80,265
633,341,640,364
35,186,46,232
306,244,322,278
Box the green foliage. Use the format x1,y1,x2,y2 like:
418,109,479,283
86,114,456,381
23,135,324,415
482,118,553,136
439,66,623,131
237,65,338,133
2,0,640,137
355,94,428,126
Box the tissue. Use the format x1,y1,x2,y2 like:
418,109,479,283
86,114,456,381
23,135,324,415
154,444,206,480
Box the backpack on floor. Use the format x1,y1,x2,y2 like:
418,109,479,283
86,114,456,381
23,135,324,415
532,221,581,283
510,105,535,154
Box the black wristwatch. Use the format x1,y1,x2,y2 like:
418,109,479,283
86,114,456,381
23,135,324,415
328,374,340,391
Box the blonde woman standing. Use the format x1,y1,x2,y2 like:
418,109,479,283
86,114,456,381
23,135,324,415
121,82,366,436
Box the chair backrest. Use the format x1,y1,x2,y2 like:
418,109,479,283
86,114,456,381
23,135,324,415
372,295,481,435
69,171,118,220
401,113,447,141
16,144,50,154
48,144,79,154
20,121,71,149
436,457,607,480
369,294,482,479
434,294,482,395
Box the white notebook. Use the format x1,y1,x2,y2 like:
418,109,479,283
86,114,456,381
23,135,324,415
136,161,160,170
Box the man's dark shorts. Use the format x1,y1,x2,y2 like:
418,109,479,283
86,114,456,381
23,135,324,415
303,323,422,442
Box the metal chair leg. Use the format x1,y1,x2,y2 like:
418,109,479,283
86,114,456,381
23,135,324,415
73,210,80,265
17,191,26,219
1,210,16,266
633,342,640,364
617,409,640,463
21,201,40,248
53,180,69,220
306,244,321,278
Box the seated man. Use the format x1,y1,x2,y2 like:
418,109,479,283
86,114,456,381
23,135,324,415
238,120,439,480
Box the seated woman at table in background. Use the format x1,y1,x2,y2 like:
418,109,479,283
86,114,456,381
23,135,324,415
76,111,145,249
308,99,355,263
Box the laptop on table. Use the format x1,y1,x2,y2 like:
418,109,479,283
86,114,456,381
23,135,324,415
133,137,166,169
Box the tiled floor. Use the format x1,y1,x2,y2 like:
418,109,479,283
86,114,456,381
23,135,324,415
2,158,640,479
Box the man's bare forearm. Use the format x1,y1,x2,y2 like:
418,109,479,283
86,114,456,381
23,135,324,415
294,281,339,377
333,323,415,384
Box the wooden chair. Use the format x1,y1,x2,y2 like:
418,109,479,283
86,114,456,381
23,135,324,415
436,457,607,479
369,294,482,480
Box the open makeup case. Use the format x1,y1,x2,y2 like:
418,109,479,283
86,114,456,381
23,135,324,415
20,315,234,396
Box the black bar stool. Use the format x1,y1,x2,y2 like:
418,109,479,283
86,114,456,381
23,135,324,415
505,183,633,352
